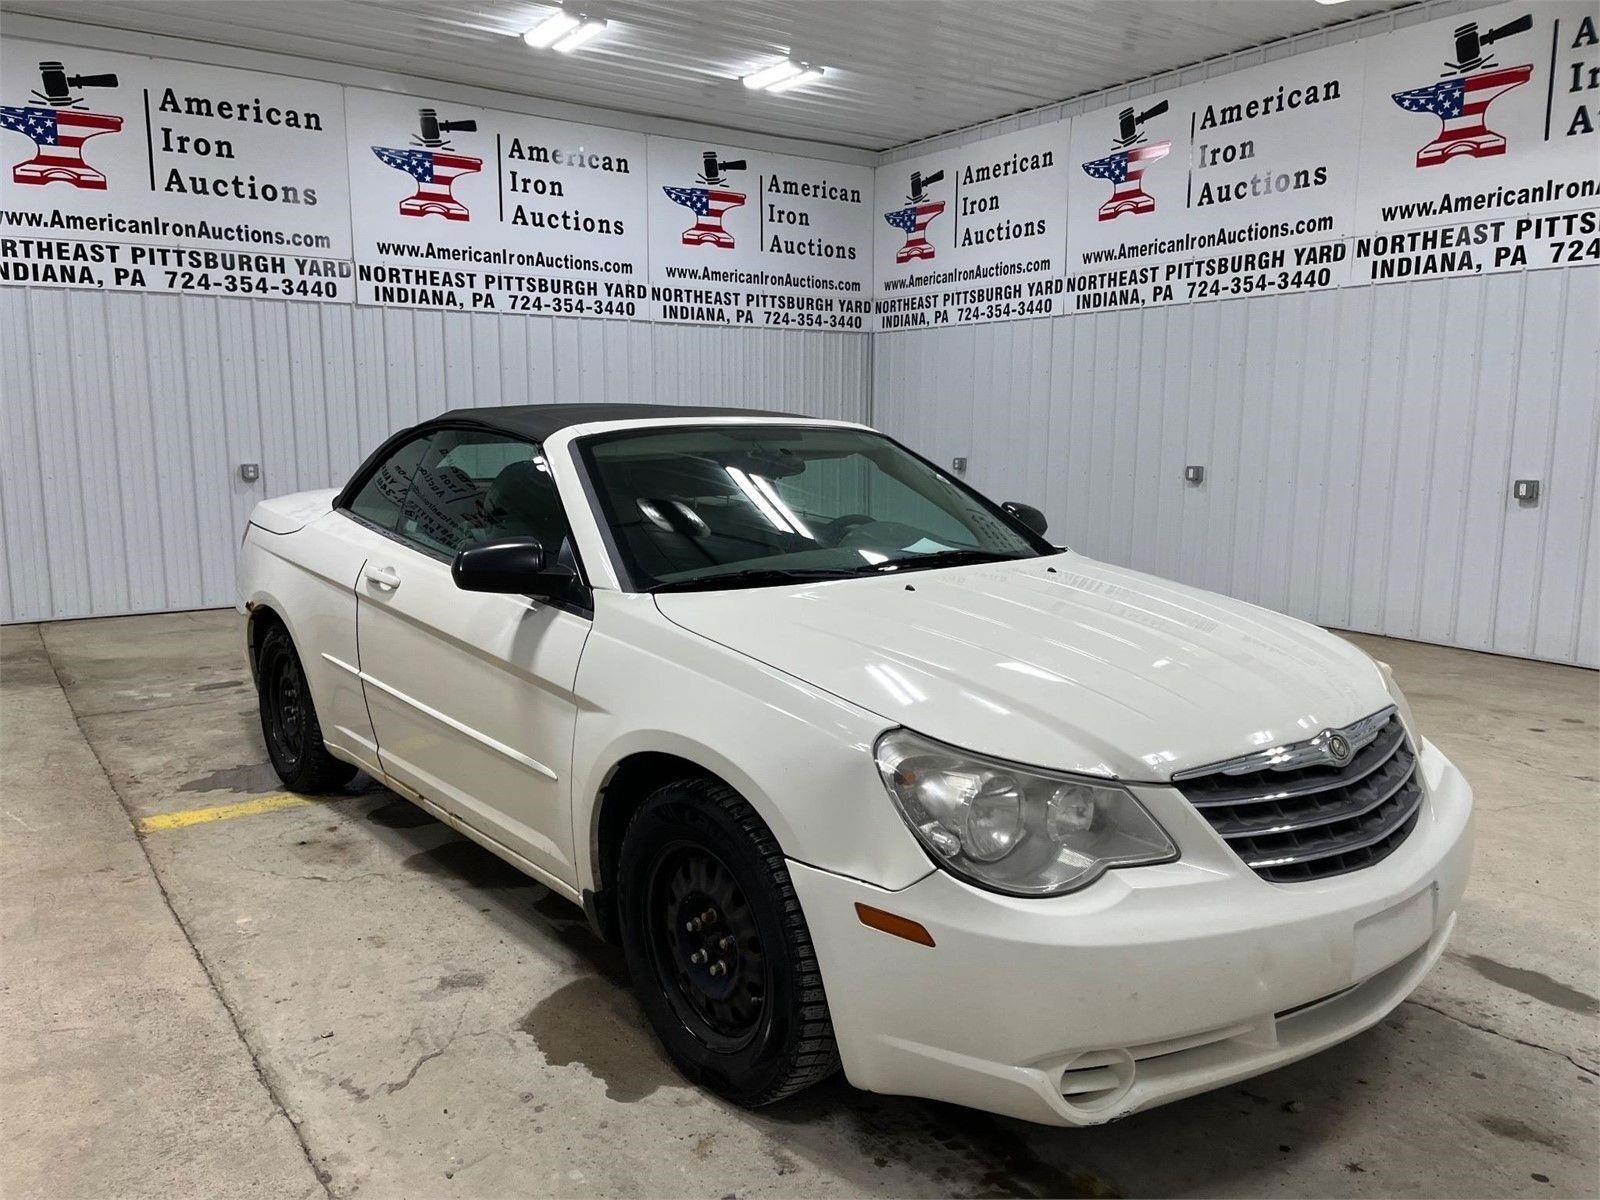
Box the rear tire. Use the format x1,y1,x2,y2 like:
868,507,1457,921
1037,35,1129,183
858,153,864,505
256,624,357,794
617,777,840,1107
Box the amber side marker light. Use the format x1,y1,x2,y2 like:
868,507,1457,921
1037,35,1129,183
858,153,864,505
854,902,936,947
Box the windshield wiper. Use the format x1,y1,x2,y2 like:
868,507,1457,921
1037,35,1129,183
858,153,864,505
649,567,866,593
869,549,1031,573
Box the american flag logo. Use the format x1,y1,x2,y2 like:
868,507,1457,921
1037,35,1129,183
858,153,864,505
664,185,745,248
1080,141,1170,221
1391,65,1533,168
373,145,482,221
883,201,946,263
2,104,123,190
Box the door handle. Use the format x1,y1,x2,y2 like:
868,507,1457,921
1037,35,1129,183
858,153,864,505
364,565,402,591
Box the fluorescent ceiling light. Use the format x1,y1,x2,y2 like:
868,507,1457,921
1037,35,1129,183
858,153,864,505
553,17,607,51
523,9,580,47
743,59,804,90
765,65,824,93
1313,0,1353,5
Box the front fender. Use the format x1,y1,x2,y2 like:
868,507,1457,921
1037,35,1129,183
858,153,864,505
571,592,935,896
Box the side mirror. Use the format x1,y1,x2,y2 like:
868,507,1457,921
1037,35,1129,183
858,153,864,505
1003,501,1048,537
452,537,575,598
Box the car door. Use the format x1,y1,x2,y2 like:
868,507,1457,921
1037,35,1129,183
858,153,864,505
286,433,432,775
355,428,590,889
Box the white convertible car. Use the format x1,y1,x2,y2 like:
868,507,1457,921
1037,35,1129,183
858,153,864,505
238,404,1473,1125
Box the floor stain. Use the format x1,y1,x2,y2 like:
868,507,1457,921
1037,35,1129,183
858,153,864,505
516,975,676,1104
367,799,437,829
435,970,488,991
402,838,535,890
851,1099,1120,1198
293,837,363,868
194,679,248,692
1456,953,1600,1016
1477,1114,1570,1153
178,761,281,795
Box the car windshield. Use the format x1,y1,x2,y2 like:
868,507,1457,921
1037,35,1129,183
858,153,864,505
579,424,1045,591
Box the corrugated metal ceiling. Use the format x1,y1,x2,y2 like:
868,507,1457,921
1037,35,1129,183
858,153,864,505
4,0,1407,150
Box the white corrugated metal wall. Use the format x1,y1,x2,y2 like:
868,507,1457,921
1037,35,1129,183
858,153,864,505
875,0,1599,667
0,14,876,626
0,291,871,622
4,3,1596,666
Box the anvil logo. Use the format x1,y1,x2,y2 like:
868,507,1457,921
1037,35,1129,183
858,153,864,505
373,108,481,220
883,169,945,263
1080,100,1170,222
665,150,748,249
1,60,123,190
1391,15,1536,168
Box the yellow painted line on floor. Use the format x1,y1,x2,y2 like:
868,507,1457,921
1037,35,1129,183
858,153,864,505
136,792,324,834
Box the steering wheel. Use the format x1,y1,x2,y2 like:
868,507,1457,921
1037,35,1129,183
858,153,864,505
821,513,876,546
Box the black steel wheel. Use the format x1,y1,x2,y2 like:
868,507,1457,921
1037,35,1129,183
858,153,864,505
255,623,357,794
645,841,769,1052
618,777,840,1106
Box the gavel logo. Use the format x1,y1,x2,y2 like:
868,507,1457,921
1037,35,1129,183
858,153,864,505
1113,99,1168,148
1079,98,1172,222
1,59,124,189
415,107,477,149
1445,14,1534,74
1391,11,1535,168
906,168,943,204
883,168,946,263
370,107,483,221
36,61,120,108
698,151,747,186
663,149,749,249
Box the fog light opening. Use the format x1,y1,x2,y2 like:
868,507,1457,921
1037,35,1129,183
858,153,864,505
1056,1048,1136,1111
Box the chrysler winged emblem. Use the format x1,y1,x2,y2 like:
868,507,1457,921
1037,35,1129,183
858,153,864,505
1325,732,1352,765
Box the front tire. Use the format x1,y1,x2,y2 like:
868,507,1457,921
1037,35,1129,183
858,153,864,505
617,777,840,1106
256,624,357,794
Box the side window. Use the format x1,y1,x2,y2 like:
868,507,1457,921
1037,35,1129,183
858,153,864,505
345,436,429,531
397,430,573,558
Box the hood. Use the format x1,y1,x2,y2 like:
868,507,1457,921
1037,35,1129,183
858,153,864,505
251,488,337,535
653,553,1392,782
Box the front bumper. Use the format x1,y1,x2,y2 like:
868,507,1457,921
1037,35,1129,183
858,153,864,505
790,738,1473,1126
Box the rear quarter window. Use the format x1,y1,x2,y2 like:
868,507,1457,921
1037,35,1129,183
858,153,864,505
345,436,429,531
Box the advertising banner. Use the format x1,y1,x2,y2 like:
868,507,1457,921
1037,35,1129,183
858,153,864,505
1063,42,1366,313
3,16,1592,321
0,38,352,301
346,87,649,317
873,124,1069,329
645,135,873,329
1350,1,1599,283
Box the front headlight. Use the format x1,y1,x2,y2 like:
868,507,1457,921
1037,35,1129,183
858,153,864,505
874,729,1176,896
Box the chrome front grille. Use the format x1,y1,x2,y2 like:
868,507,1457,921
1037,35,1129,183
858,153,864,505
1175,708,1423,883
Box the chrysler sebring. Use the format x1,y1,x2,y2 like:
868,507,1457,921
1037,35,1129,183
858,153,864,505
237,404,1472,1125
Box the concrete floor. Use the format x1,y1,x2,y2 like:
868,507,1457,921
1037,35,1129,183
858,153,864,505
3,610,1596,1200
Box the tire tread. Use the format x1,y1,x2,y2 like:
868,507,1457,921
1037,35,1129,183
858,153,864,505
258,626,358,795
621,777,840,1106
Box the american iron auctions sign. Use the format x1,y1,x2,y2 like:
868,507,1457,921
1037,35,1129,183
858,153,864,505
1,12,1594,324
1350,1,1599,285
645,136,873,329
1062,42,1366,314
873,125,1069,330
1055,2,1596,316
346,87,650,318
0,38,351,301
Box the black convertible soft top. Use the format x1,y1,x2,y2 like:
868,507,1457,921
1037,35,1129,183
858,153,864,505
336,404,811,508
436,403,805,442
